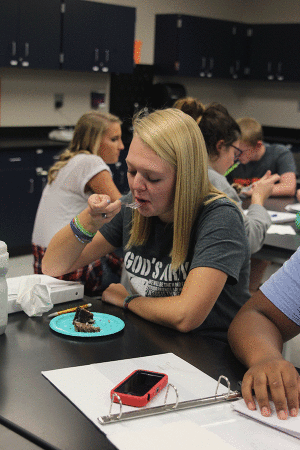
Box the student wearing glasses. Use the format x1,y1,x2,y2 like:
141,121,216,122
42,108,252,342
174,100,279,255
227,117,297,198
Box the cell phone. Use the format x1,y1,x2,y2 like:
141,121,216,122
111,369,168,407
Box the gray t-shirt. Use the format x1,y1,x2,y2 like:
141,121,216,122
227,143,296,185
208,167,271,254
100,193,250,341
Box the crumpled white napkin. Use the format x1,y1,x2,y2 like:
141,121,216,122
15,275,53,317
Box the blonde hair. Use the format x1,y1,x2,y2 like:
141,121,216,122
236,117,263,147
173,97,205,124
126,108,226,271
48,111,121,183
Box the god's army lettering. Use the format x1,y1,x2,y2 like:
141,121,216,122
124,251,189,297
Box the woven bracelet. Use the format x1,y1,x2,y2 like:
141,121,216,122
70,218,95,243
74,215,97,238
123,294,141,310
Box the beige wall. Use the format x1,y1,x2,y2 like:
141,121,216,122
1,0,300,128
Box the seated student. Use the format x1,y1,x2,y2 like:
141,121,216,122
174,99,279,255
227,117,296,197
173,97,204,124
32,111,124,295
228,247,300,420
42,108,251,342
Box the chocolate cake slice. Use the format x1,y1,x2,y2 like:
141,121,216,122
73,307,94,324
73,307,100,333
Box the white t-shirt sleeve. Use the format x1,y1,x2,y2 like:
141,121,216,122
260,247,300,326
69,153,112,197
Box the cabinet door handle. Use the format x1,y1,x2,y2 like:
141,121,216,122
267,61,274,80
12,41,17,56
42,177,47,190
93,48,100,71
200,57,206,77
100,49,109,72
10,41,18,66
29,178,34,194
24,42,29,57
206,57,214,77
22,43,30,67
277,62,284,81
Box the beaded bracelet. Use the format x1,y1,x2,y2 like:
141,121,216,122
123,294,141,310
70,217,96,244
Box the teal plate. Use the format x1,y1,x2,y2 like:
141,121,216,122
49,312,125,338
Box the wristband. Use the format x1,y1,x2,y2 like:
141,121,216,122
123,294,140,310
70,218,96,243
74,215,97,238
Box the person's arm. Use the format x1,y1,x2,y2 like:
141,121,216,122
42,194,121,276
87,170,121,202
250,170,280,204
270,171,296,197
228,290,300,419
243,171,279,253
101,266,228,332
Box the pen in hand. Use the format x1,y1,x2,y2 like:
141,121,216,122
48,303,92,318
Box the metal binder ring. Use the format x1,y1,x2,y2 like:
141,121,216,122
109,393,123,419
215,375,231,398
163,383,179,409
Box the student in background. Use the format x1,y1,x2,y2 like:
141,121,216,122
42,108,251,342
174,99,279,255
227,117,296,197
228,247,300,420
173,97,204,123
32,111,124,296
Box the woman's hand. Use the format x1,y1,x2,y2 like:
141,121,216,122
101,283,129,308
251,170,280,205
241,357,300,419
87,194,121,225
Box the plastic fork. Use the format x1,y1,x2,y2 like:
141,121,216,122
122,201,140,209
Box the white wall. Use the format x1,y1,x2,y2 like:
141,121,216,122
0,68,110,126
1,0,300,128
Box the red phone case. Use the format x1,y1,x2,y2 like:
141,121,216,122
111,369,168,407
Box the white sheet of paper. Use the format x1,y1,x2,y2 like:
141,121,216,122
285,203,300,213
266,224,296,235
42,353,300,450
232,398,300,439
109,420,238,450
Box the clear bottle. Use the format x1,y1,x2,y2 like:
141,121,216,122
0,241,9,335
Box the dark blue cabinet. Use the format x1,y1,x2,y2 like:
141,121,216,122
0,145,63,255
228,22,252,80
0,0,61,69
154,15,300,83
249,23,300,82
62,0,135,74
154,14,233,79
